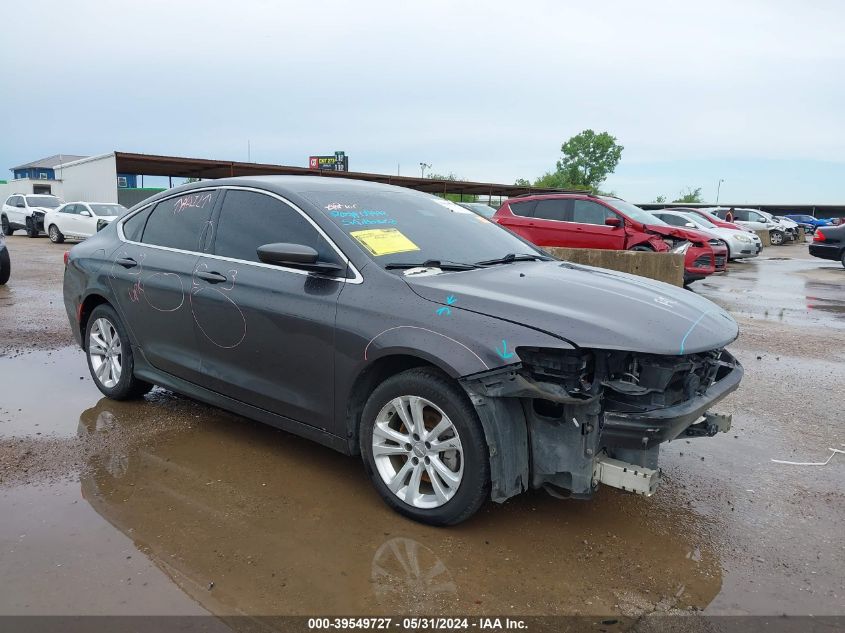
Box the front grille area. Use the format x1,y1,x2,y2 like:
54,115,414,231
693,254,712,268
715,255,726,270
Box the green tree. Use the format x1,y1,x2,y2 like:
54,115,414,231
654,195,667,203
514,178,531,187
555,129,624,191
672,187,703,203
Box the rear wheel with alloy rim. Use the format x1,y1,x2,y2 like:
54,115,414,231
360,367,489,525
85,304,153,400
48,224,64,243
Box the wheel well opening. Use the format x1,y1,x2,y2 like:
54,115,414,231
79,294,110,344
345,354,436,455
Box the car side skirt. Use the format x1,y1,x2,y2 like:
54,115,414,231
132,347,349,455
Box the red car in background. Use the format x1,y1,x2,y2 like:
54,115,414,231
674,207,747,232
494,194,727,284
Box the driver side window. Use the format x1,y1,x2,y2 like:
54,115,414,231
213,190,340,266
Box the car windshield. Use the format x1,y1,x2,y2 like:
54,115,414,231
680,212,717,228
90,204,125,217
25,195,61,208
304,190,543,268
602,197,670,226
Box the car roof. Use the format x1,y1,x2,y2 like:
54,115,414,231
124,175,443,215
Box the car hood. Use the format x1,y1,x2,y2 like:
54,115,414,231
404,261,738,356
645,224,714,244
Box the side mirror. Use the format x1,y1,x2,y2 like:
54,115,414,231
604,217,622,227
79,209,91,217
257,242,344,274
685,222,696,228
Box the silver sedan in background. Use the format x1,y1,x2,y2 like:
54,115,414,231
651,209,762,260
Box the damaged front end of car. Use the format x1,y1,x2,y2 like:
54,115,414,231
460,345,742,503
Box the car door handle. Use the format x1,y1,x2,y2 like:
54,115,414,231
195,271,228,284
115,257,137,269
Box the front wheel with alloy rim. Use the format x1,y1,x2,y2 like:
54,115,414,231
85,304,153,400
360,367,490,526
770,230,784,245
48,224,64,243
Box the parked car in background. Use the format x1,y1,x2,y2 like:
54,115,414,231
495,194,726,284
650,210,761,260
783,213,826,234
709,207,788,245
457,202,497,218
681,208,747,232
45,202,127,243
2,194,64,237
63,177,743,525
809,224,845,268
0,232,9,285
759,211,799,241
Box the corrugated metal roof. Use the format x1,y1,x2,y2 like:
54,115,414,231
12,154,88,170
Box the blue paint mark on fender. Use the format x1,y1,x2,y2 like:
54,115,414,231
679,310,717,355
436,295,457,316
495,339,515,360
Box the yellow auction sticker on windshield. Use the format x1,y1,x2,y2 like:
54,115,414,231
350,228,420,257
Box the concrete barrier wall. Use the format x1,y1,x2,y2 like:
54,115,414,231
755,230,772,247
544,247,685,287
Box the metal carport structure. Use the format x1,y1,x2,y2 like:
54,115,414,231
113,151,582,199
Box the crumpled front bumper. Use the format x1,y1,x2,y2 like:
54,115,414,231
601,351,743,451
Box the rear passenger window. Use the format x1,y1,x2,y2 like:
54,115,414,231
141,190,218,251
534,199,571,222
508,201,536,217
122,206,153,242
213,190,339,266
572,200,613,225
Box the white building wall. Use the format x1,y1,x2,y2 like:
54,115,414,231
0,179,65,201
55,153,118,203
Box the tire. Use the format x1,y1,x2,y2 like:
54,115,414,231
0,248,9,285
1,216,11,236
770,230,784,246
840,250,845,269
630,245,653,252
48,224,64,244
359,367,490,526
85,304,153,400
25,217,39,238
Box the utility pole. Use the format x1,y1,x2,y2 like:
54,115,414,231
419,162,431,178
716,178,725,205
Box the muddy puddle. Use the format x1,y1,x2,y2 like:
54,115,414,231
0,343,729,619
696,258,845,328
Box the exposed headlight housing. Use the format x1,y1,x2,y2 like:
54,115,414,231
672,241,691,255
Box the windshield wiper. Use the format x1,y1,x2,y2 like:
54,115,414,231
474,253,551,266
385,259,481,271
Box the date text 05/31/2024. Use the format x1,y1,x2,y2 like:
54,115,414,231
307,618,528,630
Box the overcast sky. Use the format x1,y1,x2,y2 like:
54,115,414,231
2,0,843,203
